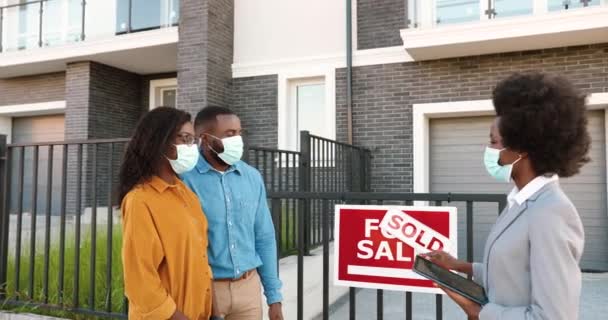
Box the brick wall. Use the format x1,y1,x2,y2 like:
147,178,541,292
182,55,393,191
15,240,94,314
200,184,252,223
177,0,234,116
66,62,143,139
207,0,234,107
357,0,405,50
336,44,608,192
65,61,144,213
231,75,278,148
0,72,65,106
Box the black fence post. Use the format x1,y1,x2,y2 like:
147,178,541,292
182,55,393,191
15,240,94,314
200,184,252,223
0,135,8,299
298,131,311,255
359,149,368,193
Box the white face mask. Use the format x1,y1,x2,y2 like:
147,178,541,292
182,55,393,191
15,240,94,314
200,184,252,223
206,134,244,165
167,144,199,174
483,147,522,183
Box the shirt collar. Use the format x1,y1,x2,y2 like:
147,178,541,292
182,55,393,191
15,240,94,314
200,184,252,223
195,154,243,175
507,174,558,209
148,175,179,193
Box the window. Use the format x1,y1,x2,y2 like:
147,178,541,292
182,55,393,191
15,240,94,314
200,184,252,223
494,0,533,18
435,0,480,25
288,78,334,150
116,0,179,33
160,88,177,108
548,0,600,11
149,78,177,109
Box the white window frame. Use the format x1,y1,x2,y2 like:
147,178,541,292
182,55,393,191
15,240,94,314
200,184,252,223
288,77,326,150
149,78,177,109
278,69,336,152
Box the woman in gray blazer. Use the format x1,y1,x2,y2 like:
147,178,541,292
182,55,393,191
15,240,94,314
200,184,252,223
424,72,590,320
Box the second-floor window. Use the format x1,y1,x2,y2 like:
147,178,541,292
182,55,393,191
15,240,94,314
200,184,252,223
116,0,179,34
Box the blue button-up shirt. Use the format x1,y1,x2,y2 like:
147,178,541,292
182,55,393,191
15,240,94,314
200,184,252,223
181,156,283,304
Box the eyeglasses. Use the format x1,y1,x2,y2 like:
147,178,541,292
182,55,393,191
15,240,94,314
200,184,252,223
176,133,199,146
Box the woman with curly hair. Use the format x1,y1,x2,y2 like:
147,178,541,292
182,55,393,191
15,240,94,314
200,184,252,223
118,107,212,320
423,72,589,320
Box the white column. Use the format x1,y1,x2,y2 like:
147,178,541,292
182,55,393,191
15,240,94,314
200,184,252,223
0,117,13,143
534,0,549,15
419,0,435,28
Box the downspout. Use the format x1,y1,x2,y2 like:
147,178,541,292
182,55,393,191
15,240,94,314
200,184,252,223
346,0,354,144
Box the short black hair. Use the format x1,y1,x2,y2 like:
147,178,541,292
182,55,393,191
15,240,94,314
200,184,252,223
194,106,236,131
493,72,591,177
118,107,191,203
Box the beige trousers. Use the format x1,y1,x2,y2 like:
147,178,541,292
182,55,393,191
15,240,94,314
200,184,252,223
212,270,263,320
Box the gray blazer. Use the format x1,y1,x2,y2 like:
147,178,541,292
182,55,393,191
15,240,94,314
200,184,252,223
472,181,584,320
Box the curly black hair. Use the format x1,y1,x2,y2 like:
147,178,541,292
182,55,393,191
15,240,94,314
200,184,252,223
118,107,191,203
493,72,591,178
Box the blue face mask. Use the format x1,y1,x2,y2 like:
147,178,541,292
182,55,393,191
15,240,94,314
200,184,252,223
483,147,521,183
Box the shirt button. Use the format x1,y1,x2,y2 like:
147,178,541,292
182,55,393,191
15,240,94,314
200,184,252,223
231,244,235,249
236,269,240,274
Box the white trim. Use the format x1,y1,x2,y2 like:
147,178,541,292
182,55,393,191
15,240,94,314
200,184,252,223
412,92,608,195
232,46,412,78
351,0,358,52
0,101,66,117
0,117,12,144
0,27,178,68
347,265,423,279
534,0,549,15
401,6,608,60
277,68,336,152
149,78,177,109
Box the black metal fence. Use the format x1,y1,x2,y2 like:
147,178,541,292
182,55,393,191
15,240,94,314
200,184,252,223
0,133,506,319
0,137,128,318
266,192,507,320
0,132,371,318
245,131,372,256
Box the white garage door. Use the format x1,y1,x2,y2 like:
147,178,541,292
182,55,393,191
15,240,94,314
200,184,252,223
11,115,65,216
12,114,65,143
429,110,608,271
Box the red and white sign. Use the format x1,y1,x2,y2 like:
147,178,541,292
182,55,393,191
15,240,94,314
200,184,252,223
334,205,457,293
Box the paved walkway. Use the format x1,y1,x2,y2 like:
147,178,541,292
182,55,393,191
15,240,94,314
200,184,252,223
324,272,608,319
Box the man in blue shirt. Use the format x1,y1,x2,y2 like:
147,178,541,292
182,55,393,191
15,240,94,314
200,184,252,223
182,106,283,320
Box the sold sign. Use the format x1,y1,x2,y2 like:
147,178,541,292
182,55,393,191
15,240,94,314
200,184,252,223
379,209,453,254
334,205,457,293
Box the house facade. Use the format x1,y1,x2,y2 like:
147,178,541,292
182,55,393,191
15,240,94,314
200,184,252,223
1,0,607,271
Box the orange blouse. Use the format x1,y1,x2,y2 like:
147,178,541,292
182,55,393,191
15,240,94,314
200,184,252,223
121,176,212,320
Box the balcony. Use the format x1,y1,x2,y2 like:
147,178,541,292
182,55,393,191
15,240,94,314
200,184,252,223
0,0,179,78
402,0,608,60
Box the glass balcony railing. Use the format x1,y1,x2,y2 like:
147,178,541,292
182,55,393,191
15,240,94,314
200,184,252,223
0,0,179,53
408,0,605,29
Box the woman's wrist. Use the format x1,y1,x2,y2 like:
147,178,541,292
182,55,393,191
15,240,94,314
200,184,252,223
455,261,473,275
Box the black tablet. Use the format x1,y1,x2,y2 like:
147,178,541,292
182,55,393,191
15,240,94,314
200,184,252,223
413,255,489,306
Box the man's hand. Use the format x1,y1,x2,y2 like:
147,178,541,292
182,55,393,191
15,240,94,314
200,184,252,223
268,303,284,320
170,310,189,320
